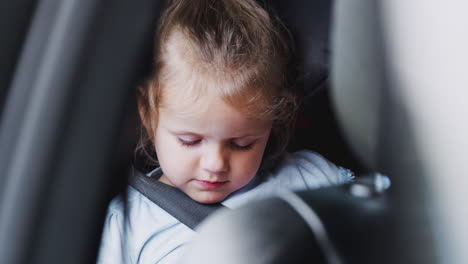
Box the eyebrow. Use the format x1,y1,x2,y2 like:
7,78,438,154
231,134,268,140
170,131,202,137
169,130,269,139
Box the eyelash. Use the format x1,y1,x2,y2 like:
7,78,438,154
177,139,201,147
229,141,255,151
177,138,255,151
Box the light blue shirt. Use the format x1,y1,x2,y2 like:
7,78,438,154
97,151,354,264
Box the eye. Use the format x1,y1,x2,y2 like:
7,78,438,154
177,138,201,147
229,140,256,151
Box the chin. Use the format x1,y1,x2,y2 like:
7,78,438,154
191,192,228,204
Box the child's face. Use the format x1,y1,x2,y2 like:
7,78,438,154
152,91,272,204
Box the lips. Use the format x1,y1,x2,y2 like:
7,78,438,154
194,179,228,190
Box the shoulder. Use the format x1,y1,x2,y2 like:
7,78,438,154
223,150,354,208
97,187,149,263
97,186,195,263
96,192,127,263
274,150,354,188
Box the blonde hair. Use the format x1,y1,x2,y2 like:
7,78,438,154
137,0,297,172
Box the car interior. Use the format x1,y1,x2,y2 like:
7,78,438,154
0,0,467,263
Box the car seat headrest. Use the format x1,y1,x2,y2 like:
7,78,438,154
268,0,331,97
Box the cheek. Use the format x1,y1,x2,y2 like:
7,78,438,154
232,144,268,182
154,132,195,181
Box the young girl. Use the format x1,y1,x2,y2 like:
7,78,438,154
98,0,353,263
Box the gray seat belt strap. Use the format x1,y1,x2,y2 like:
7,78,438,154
128,169,227,230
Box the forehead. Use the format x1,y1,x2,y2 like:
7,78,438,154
158,62,256,123
158,92,272,137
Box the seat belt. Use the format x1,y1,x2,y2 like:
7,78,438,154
128,168,227,230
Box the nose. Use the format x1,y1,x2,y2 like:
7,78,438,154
201,145,229,174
